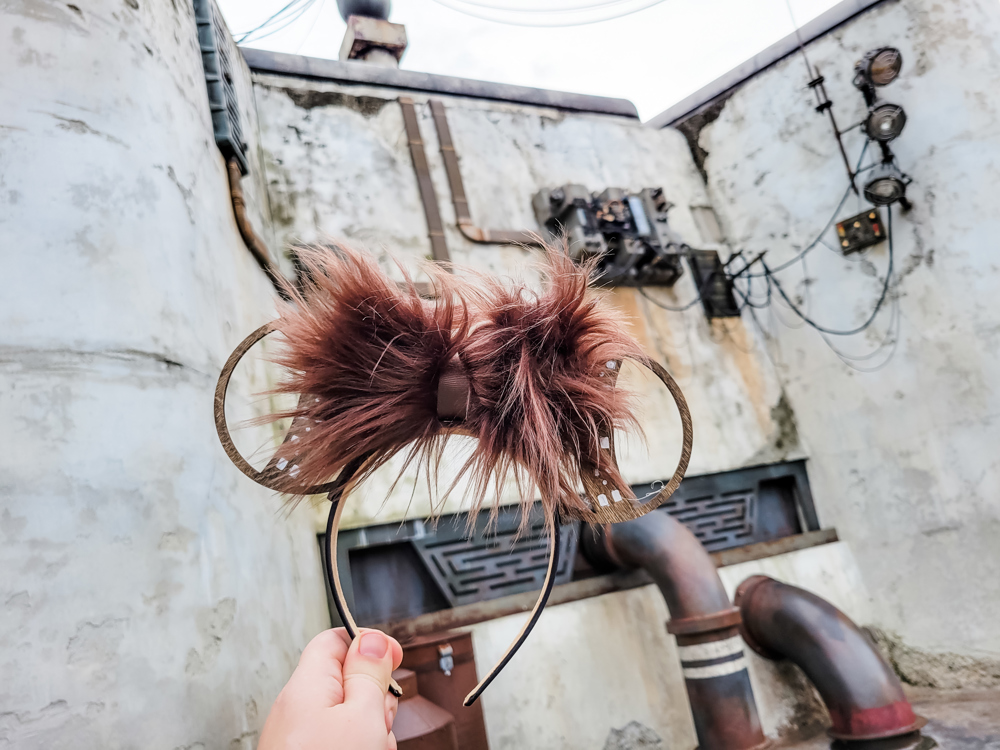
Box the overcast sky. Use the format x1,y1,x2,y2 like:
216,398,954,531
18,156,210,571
218,0,842,122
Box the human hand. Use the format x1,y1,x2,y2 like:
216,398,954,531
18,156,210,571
259,628,404,750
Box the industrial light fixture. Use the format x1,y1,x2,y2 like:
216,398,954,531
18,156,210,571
865,101,907,142
863,162,909,206
854,46,911,207
854,46,907,155
856,47,903,87
804,45,912,208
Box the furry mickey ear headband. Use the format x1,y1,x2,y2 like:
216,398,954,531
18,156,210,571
214,246,693,705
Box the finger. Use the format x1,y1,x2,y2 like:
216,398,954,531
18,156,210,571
299,628,350,670
342,630,396,719
385,691,398,733
283,629,350,709
355,628,403,671
389,635,403,670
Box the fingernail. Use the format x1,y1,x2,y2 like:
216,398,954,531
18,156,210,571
359,632,388,658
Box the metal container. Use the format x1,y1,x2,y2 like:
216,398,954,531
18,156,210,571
400,631,490,750
392,668,459,750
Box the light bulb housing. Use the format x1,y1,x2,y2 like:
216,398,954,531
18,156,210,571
863,162,908,206
857,47,903,87
865,101,907,142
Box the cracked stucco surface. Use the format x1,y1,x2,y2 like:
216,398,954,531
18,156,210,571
698,0,1000,674
0,1,329,748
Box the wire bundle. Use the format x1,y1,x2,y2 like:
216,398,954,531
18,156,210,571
638,140,900,371
235,0,321,44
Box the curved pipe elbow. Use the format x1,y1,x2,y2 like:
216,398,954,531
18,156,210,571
735,575,923,741
582,512,766,750
584,512,732,621
226,158,288,298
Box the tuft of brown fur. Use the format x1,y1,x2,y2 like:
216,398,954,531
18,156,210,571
264,246,465,499
452,250,645,523
264,245,645,526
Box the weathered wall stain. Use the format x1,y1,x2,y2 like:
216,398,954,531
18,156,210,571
867,627,1000,690
279,86,390,117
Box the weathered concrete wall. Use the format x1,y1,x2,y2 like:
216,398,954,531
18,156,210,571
0,2,329,748
695,0,1000,674
468,541,869,749
251,75,795,529
248,66,886,749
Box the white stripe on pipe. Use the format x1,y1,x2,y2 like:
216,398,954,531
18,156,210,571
677,636,744,662
682,657,749,680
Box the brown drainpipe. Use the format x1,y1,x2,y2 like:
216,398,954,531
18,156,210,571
735,576,925,742
582,513,767,750
226,157,287,296
398,98,452,264
428,99,543,247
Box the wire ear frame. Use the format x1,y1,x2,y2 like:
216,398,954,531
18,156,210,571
214,322,693,704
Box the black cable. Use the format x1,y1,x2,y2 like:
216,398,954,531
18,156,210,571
819,295,900,371
237,0,301,41
731,273,770,310
638,285,704,312
738,218,900,372
636,256,724,313
741,140,869,279
237,0,317,44
761,205,894,336
248,1,316,42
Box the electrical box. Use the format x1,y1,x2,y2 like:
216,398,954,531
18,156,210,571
194,0,249,175
835,209,885,254
688,250,741,318
532,185,684,287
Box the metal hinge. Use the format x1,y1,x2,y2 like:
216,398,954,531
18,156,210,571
438,644,454,676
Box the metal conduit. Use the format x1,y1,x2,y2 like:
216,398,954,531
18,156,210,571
582,512,767,750
226,157,287,297
735,575,925,742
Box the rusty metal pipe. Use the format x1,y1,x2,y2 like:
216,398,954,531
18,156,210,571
582,513,767,750
226,157,287,295
735,575,924,741
428,99,543,247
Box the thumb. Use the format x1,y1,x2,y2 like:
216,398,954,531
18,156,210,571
342,630,395,718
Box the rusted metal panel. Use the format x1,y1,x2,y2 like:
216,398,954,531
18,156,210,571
391,667,461,750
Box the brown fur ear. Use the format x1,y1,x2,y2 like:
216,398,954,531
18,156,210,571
450,247,646,525
263,245,467,497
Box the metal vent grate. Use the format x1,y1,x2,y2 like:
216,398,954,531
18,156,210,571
193,0,249,175
412,508,577,608
660,490,754,550
327,462,817,626
632,460,819,553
